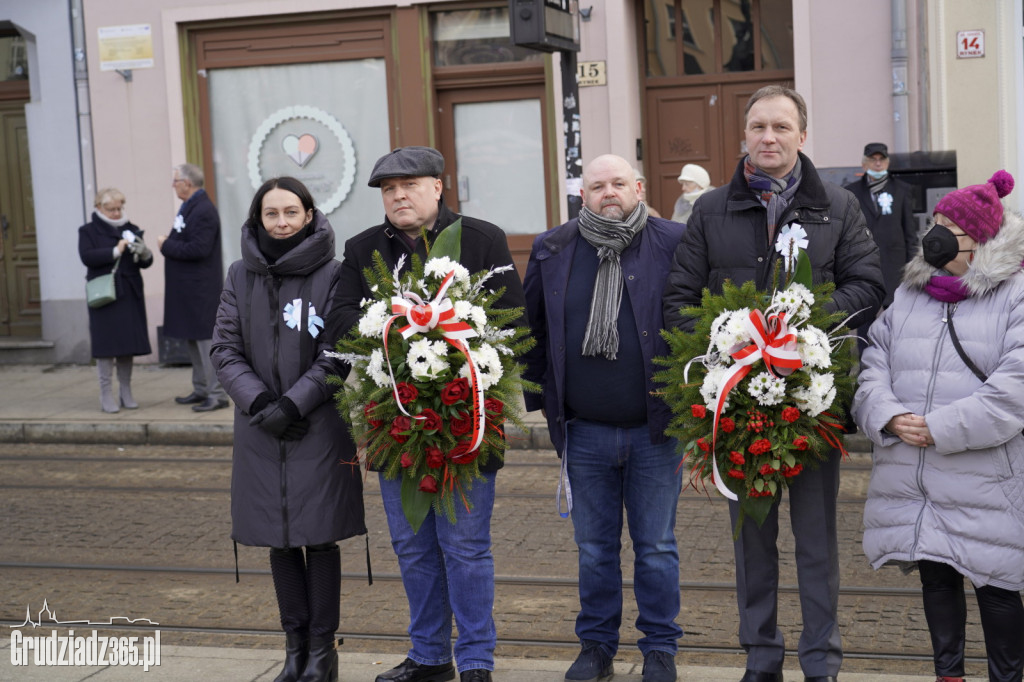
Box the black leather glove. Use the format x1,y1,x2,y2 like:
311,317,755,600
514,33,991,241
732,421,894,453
248,392,274,417
249,397,304,440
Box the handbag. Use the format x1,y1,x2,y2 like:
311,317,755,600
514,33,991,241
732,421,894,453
86,256,121,309
945,302,988,382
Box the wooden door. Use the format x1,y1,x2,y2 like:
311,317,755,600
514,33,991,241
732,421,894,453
0,102,40,337
437,83,553,279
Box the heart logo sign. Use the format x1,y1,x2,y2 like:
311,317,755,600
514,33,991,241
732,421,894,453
282,134,319,168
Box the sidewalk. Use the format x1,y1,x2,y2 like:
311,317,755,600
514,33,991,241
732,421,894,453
0,647,925,682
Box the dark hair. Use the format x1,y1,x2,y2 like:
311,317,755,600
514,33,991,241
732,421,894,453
744,84,808,132
247,177,316,226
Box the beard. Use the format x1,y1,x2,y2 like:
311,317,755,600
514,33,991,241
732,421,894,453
599,202,625,220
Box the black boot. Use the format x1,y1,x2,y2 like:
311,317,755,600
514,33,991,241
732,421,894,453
299,543,340,682
270,548,310,682
299,634,338,682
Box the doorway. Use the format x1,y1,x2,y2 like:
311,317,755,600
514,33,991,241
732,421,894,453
0,98,39,338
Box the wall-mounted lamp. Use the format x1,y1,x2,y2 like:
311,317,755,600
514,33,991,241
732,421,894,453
579,6,593,21
115,69,133,82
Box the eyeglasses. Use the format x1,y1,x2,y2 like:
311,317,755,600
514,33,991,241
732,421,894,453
172,178,187,184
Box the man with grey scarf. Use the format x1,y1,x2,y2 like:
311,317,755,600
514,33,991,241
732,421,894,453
663,86,883,682
523,154,687,682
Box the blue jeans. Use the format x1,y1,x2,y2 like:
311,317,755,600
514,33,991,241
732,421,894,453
565,419,683,657
379,471,497,672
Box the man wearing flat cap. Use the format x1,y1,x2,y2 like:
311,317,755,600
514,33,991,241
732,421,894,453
843,142,917,351
328,146,524,682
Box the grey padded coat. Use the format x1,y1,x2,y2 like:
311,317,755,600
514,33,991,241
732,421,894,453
212,211,365,549
853,210,1024,591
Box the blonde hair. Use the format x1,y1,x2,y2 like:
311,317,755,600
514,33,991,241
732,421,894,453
94,188,126,208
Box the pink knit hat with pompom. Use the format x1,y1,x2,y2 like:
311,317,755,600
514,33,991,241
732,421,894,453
934,170,1015,243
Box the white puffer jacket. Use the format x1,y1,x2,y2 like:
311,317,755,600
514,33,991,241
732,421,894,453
853,210,1024,591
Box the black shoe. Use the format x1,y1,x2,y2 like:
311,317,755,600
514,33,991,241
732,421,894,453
642,650,676,682
804,678,837,682
460,671,492,682
274,632,309,682
192,397,229,412
375,658,455,682
175,391,205,405
740,672,783,682
565,641,613,681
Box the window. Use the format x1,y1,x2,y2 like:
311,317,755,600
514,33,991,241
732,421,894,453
432,8,542,67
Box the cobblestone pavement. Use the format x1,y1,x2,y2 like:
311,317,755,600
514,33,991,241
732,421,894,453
0,441,996,681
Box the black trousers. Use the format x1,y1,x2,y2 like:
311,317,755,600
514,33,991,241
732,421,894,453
919,559,1024,682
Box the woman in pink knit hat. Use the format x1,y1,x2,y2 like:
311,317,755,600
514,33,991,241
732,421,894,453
854,171,1024,682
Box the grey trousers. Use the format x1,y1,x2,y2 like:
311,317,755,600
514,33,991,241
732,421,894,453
729,449,842,678
187,338,227,402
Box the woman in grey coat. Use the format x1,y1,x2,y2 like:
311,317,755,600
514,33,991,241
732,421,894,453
853,171,1024,682
212,177,365,682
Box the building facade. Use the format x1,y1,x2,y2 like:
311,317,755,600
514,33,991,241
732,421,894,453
1,0,1021,363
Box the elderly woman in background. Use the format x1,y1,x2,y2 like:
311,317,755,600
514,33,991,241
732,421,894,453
853,171,1024,682
77,188,153,413
670,163,712,223
211,177,365,682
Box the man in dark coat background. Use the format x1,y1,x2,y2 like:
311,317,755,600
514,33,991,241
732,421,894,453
159,163,228,412
843,142,918,352
663,85,884,682
327,146,524,682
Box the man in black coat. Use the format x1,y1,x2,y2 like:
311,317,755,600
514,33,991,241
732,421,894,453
328,146,524,682
159,163,228,412
843,142,918,351
663,86,884,682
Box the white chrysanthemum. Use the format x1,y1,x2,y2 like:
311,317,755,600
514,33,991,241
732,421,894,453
424,257,470,284
700,366,730,410
772,283,815,322
367,349,390,388
452,300,488,330
797,326,832,369
358,300,390,338
407,338,450,379
792,371,836,416
458,342,503,390
747,371,786,406
714,309,752,355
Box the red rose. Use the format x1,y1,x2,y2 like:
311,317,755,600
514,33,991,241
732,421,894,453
793,436,809,451
364,401,383,429
748,438,772,456
485,398,504,416
720,417,735,433
450,411,473,437
418,474,438,493
389,415,411,444
727,469,745,479
782,463,803,478
425,446,445,469
400,452,414,468
697,437,710,452
418,408,442,432
781,407,800,423
448,441,480,464
759,462,776,476
441,378,470,405
691,404,707,419
396,382,418,405
728,451,745,466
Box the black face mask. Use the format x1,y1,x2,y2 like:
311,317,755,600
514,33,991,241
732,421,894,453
921,224,973,270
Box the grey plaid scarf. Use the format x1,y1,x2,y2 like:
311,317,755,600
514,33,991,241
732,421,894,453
744,155,803,243
577,201,648,360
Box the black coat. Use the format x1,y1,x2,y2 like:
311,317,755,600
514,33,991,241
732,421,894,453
212,212,366,549
843,175,917,306
664,152,885,333
328,200,526,473
161,189,223,340
78,213,153,358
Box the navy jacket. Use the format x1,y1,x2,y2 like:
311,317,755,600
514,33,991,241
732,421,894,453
161,189,223,340
522,216,685,455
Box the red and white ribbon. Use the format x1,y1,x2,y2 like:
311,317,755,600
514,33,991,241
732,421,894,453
707,309,803,501
381,270,485,452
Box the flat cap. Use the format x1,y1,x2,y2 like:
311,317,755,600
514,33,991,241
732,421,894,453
367,146,445,187
863,142,888,158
